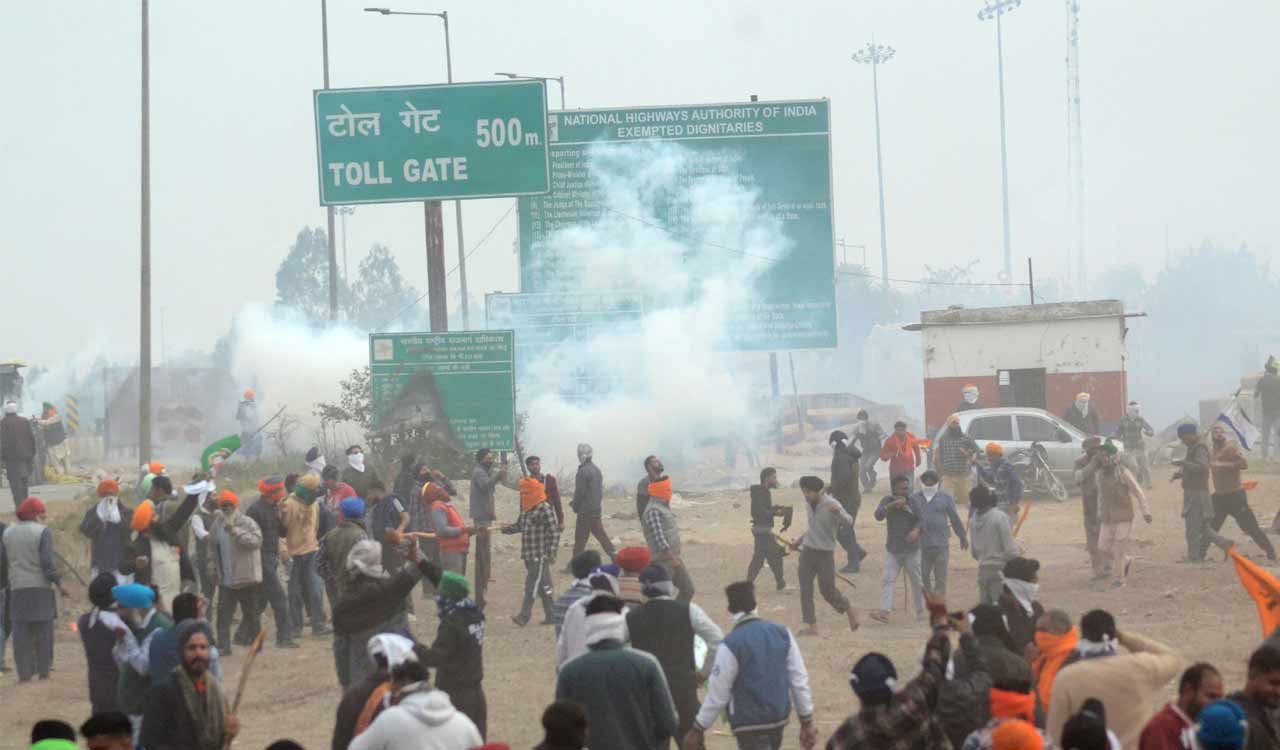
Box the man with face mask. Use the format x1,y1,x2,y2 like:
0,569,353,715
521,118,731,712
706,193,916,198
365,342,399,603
914,470,967,599
109,582,173,737
206,490,264,655
852,411,885,493
1075,437,1108,579
140,620,241,750
957,384,982,412
828,431,867,574
1117,402,1156,488
1063,392,1102,436
1207,424,1276,560
342,445,381,501
570,443,616,563
1095,440,1152,588
1173,423,1213,562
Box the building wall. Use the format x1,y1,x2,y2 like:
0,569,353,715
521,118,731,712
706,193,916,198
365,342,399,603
921,315,1128,430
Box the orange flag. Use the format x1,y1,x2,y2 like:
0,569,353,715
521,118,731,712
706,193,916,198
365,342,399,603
1230,547,1280,636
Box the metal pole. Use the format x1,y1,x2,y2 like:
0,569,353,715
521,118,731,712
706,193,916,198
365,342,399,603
995,12,1013,280
139,0,152,462
1027,257,1035,304
558,77,565,109
341,209,349,283
871,55,889,288
442,12,469,329
769,353,783,453
788,353,805,438
322,0,339,322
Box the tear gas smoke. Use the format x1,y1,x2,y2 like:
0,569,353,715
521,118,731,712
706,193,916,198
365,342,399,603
517,142,786,482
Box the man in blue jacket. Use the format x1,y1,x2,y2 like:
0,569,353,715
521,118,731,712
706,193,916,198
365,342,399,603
685,581,817,750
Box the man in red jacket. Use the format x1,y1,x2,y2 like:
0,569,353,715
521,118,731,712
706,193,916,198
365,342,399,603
1139,663,1223,750
879,421,922,489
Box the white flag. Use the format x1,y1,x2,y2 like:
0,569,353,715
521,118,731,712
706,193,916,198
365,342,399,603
1217,396,1262,451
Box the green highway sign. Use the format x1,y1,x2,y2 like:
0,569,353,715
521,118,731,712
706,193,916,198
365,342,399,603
518,99,836,351
315,80,550,205
485,292,644,401
369,331,516,451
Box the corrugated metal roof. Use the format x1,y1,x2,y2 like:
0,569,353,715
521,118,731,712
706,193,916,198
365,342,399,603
918,299,1127,327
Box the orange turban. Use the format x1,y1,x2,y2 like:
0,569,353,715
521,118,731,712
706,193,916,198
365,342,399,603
519,476,548,512
616,546,652,573
217,490,239,508
244,388,256,400
148,462,165,475
258,476,286,502
985,442,1004,456
131,500,155,531
97,479,120,497
421,482,450,506
991,719,1043,750
989,688,1036,723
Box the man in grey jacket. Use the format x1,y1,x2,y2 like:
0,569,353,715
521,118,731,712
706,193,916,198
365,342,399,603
470,448,506,609
790,476,859,636
969,484,1018,605
207,490,264,655
570,443,615,563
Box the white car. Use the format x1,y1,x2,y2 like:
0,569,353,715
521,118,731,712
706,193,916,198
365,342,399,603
932,407,1111,486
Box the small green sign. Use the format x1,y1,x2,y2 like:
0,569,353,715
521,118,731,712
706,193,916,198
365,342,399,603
315,80,550,205
369,331,516,451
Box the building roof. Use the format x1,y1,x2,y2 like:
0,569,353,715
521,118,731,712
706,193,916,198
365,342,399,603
911,299,1132,329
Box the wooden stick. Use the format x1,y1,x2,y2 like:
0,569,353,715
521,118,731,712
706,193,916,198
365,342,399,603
835,572,858,589
404,532,437,539
231,630,266,713
1013,502,1032,537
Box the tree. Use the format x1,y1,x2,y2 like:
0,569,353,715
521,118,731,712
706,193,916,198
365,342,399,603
275,227,349,325
348,244,421,332
314,367,373,437
1094,264,1148,309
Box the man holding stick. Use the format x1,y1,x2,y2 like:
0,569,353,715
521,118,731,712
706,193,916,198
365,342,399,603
790,476,859,636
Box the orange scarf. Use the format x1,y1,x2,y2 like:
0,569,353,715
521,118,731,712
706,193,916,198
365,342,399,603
354,682,391,737
519,476,548,512
989,687,1036,723
647,477,673,503
1033,626,1079,710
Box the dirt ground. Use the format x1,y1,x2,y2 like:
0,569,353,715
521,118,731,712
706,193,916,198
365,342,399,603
4,450,1280,749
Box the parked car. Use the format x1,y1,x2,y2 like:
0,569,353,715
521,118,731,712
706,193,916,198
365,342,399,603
931,407,1116,489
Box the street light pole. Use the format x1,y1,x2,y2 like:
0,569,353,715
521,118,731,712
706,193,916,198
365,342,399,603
495,72,566,109
139,0,152,461
322,0,339,321
851,42,894,289
336,206,355,283
979,0,1021,281
365,7,467,330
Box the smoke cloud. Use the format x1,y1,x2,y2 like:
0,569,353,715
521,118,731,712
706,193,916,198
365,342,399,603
516,142,785,483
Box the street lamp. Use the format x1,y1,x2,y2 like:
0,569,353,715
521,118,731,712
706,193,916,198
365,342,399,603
978,0,1022,281
850,42,894,289
365,7,471,329
336,206,356,284
495,71,566,110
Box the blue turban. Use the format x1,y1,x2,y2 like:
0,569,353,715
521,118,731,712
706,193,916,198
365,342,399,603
1177,423,1198,437
341,496,366,519
112,583,156,609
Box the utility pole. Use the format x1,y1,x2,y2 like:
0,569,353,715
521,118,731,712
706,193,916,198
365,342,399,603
979,0,1022,281
364,7,461,330
322,0,339,322
139,0,152,461
851,42,895,288
337,206,355,283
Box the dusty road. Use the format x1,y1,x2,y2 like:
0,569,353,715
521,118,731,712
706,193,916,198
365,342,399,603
3,457,1280,749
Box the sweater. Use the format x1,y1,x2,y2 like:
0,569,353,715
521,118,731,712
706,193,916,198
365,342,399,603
555,639,679,750
969,509,1017,569
208,510,263,589
333,560,442,635
420,601,485,693
642,499,682,559
348,688,483,750
469,465,501,523
1047,632,1182,750
830,443,862,504
801,494,854,552
917,490,968,549
139,669,232,750
282,494,326,556
875,494,925,554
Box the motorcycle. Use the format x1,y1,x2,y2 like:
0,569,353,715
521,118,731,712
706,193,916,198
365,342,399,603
1008,441,1069,502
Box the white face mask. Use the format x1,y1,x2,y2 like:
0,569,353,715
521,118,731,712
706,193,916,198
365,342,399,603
922,484,939,499
348,452,365,472
1127,406,1139,418
1076,399,1089,415
963,391,978,404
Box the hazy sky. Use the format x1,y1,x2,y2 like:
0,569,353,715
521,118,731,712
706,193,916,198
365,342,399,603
4,0,1277,366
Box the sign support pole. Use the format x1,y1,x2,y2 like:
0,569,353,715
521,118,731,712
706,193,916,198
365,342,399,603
425,203,448,331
